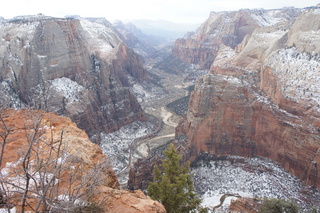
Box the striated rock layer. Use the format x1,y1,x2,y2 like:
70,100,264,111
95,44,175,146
176,74,320,187
129,7,320,192
172,8,302,69
173,7,320,189
0,109,166,213
0,15,147,141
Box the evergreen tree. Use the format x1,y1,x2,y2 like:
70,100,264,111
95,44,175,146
148,144,202,213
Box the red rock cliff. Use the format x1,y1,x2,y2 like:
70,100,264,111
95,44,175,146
0,109,166,212
176,74,320,187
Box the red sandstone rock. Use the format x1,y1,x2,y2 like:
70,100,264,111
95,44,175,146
0,109,165,212
176,74,320,187
229,198,259,213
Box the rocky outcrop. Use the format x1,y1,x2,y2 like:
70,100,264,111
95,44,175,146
261,9,320,120
0,109,166,212
229,198,259,213
172,8,302,69
128,153,163,191
176,74,320,187
0,15,147,141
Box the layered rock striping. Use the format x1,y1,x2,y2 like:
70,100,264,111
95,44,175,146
128,7,320,191
172,8,302,69
176,74,320,187
0,16,147,140
175,7,320,188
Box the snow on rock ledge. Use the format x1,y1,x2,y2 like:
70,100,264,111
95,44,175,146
265,47,320,108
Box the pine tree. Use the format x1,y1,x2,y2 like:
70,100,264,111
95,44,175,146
147,144,202,213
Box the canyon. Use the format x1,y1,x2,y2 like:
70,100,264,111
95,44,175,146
128,6,320,211
0,5,320,212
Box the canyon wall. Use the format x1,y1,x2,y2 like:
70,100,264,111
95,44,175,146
0,16,147,140
175,7,320,188
129,7,320,191
0,109,166,212
172,8,302,69
112,21,158,58
176,74,320,187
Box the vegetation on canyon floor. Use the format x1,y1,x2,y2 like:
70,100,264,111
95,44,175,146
147,144,206,213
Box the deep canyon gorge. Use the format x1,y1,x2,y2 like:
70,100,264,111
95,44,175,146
0,4,320,212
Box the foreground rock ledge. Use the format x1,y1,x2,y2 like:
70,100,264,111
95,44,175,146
0,108,165,213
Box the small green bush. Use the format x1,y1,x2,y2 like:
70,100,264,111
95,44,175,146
259,198,300,213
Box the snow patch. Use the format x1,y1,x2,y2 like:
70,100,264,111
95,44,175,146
265,47,320,108
99,121,156,176
0,81,24,109
0,207,16,213
251,10,285,27
80,19,120,54
50,77,85,103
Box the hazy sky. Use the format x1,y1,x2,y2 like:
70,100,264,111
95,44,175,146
1,0,319,23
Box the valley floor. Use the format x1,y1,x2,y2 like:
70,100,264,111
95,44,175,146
100,63,202,186
99,55,320,211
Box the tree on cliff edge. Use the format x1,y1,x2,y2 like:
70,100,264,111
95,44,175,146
147,144,202,213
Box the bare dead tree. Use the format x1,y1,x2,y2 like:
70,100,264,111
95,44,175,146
0,109,110,212
0,105,12,212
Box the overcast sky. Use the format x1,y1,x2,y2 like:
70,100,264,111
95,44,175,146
1,0,319,23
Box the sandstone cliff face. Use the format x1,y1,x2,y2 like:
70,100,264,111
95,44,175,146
0,109,165,212
0,15,147,140
176,74,320,187
128,7,320,192
172,8,302,69
261,9,320,120
172,7,320,189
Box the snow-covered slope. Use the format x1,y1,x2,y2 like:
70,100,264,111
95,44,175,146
192,156,320,211
265,47,320,109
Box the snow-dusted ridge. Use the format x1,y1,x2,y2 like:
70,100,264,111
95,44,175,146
250,10,286,27
80,18,121,56
265,47,320,108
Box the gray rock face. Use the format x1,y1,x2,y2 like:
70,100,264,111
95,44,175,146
0,16,147,141
112,21,158,58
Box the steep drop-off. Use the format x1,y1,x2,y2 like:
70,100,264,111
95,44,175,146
0,108,166,212
175,7,320,188
176,74,320,187
0,15,147,141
